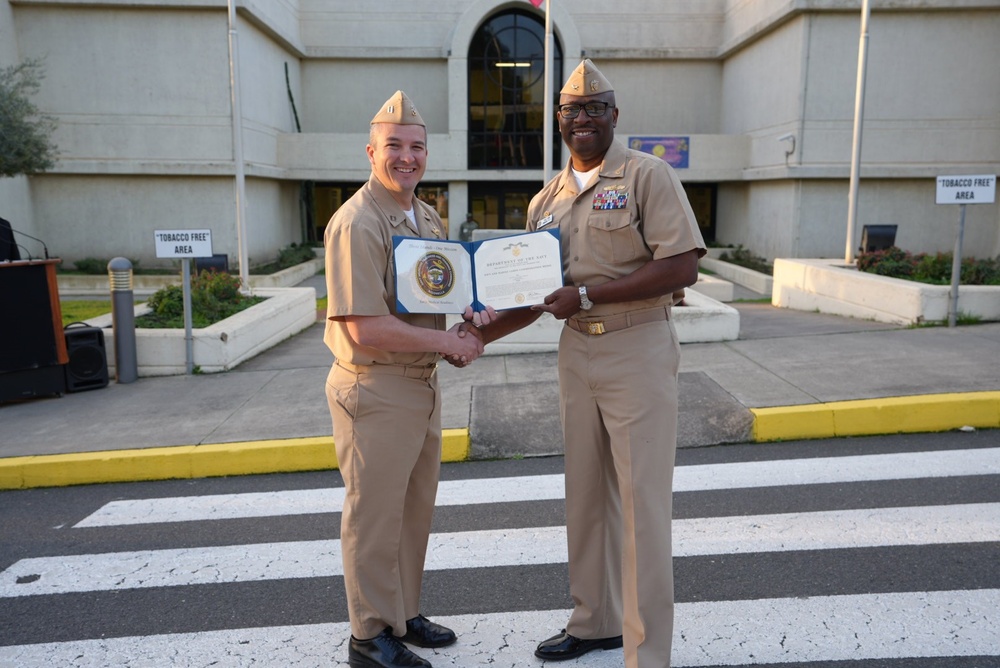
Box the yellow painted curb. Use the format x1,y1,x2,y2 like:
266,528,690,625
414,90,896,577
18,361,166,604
442,428,472,462
0,428,471,490
752,391,1000,442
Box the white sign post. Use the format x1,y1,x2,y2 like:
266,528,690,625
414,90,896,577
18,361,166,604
935,175,996,328
153,229,214,373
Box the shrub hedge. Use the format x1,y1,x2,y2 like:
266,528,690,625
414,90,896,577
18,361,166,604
857,247,1000,286
136,270,264,329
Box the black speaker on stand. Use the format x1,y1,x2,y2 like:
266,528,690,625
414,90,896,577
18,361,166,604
63,322,110,392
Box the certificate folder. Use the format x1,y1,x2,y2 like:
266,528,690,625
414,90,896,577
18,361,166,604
393,229,563,314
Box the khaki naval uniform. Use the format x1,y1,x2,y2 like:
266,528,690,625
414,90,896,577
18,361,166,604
323,173,447,640
527,139,706,667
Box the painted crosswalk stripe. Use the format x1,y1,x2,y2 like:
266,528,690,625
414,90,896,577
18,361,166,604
1,589,997,666
73,447,1000,527
5,503,998,598
72,475,564,528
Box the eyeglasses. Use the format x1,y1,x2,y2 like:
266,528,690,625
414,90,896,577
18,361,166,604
558,102,613,119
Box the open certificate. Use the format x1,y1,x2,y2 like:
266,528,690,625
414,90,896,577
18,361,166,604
393,229,563,313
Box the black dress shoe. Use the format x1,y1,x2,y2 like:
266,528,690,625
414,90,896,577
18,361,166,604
534,629,624,661
348,628,431,668
403,614,457,648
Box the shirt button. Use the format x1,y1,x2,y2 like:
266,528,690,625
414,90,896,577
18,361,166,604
573,256,579,261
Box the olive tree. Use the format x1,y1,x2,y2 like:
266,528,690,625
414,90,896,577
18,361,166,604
0,57,58,177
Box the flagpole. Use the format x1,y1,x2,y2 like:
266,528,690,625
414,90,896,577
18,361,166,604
227,0,250,288
844,0,870,264
542,0,553,184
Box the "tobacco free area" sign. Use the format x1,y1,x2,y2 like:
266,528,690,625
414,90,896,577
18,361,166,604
935,175,996,205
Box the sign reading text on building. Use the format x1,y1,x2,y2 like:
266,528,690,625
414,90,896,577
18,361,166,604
935,175,996,205
154,229,213,258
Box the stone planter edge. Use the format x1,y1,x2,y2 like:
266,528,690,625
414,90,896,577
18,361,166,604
699,256,773,296
772,258,1000,325
87,287,317,377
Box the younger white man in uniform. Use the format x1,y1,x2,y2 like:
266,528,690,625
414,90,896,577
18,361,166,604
324,90,488,668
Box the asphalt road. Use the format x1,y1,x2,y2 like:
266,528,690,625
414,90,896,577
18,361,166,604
1,430,998,667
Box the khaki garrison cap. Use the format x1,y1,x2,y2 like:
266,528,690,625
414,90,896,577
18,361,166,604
560,58,614,95
370,90,425,127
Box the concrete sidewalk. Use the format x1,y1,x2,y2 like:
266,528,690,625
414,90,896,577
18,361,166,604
2,297,999,489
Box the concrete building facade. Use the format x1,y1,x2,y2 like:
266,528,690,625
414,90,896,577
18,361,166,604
2,0,998,270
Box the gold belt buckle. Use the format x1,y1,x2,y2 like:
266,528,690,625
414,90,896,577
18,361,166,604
587,321,606,335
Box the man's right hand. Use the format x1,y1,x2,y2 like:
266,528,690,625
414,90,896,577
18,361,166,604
441,322,484,367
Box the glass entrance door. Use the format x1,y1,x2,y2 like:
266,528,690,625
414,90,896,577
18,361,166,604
468,181,541,232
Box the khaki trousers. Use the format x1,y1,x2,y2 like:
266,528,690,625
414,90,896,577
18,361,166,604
326,362,442,640
558,319,679,668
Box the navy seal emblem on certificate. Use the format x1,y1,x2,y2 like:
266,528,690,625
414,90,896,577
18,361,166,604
393,229,562,314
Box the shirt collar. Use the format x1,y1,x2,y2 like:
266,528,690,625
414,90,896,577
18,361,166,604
555,139,627,195
368,175,419,234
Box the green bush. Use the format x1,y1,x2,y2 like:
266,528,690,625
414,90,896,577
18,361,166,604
914,252,952,282
69,243,316,277
857,247,1000,286
962,257,1000,285
717,245,773,275
858,246,914,279
252,243,316,274
72,257,132,274
278,243,316,267
137,270,263,328
69,257,164,275
71,258,107,274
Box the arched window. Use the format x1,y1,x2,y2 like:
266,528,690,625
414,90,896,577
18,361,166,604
468,9,562,169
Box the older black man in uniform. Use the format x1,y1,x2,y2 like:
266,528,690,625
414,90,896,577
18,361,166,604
478,60,706,667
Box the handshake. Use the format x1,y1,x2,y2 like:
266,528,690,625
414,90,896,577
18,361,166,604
441,305,497,368
438,284,589,368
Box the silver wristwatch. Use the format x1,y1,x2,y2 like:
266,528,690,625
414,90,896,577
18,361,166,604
578,285,594,310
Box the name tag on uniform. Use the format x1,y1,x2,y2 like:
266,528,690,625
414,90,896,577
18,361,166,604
593,186,629,210
537,213,555,228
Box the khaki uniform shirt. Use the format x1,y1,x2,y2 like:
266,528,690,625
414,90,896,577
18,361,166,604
527,140,706,316
323,175,447,366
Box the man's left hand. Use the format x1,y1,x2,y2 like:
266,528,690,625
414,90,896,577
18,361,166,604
462,304,497,328
532,286,582,320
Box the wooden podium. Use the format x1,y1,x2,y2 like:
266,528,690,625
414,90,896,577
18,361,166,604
0,259,69,402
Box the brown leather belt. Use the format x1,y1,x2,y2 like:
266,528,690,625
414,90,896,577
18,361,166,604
336,360,437,379
566,306,670,336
